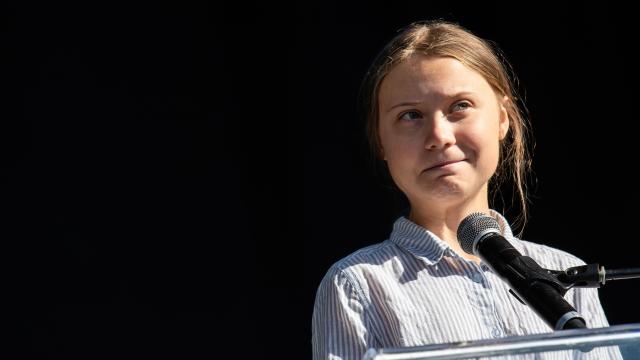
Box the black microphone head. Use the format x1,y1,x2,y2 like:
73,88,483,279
457,212,501,255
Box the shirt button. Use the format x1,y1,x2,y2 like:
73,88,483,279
472,272,483,282
491,327,502,338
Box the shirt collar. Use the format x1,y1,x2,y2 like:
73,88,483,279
389,209,523,265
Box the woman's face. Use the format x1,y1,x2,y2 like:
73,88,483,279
378,55,509,211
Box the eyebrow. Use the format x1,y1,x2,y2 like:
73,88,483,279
384,91,477,114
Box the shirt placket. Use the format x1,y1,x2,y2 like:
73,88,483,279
467,261,506,340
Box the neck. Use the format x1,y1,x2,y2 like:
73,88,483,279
407,199,490,264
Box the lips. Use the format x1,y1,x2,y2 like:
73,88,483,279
424,159,465,171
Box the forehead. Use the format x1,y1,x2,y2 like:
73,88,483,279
379,55,495,108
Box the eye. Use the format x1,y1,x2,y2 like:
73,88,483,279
398,111,422,122
451,101,472,113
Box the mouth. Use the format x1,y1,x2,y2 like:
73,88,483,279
424,159,466,172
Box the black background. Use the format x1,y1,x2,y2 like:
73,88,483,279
4,2,639,359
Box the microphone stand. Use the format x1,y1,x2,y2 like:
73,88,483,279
503,263,640,330
548,264,640,289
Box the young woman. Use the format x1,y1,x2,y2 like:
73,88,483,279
312,21,619,360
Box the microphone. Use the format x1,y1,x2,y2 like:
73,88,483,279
457,212,587,330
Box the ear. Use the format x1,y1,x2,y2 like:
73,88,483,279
498,95,510,140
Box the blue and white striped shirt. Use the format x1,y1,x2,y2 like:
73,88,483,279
312,210,620,359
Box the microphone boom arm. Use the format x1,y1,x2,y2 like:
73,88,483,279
549,264,640,289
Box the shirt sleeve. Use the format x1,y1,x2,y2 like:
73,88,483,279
312,266,376,360
572,287,623,359
574,287,609,328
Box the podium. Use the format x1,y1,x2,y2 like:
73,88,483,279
362,323,640,359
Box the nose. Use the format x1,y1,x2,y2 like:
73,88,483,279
425,115,456,150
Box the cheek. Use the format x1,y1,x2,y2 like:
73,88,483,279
386,141,425,176
459,126,501,165
475,136,501,172
381,141,420,185
380,128,420,160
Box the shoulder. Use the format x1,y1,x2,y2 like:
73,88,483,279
515,238,586,270
316,240,405,296
321,240,401,281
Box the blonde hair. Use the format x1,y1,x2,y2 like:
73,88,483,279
360,20,533,232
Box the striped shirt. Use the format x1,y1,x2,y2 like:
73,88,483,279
312,210,621,360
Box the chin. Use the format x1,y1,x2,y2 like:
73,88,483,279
414,182,466,203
